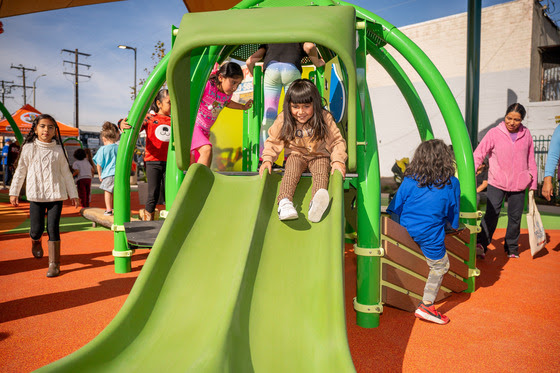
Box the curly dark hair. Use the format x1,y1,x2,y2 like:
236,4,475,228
404,139,456,188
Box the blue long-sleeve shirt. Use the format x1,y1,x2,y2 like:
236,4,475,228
387,176,461,260
544,125,560,178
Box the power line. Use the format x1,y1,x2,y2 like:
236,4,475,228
61,48,91,129
10,64,36,105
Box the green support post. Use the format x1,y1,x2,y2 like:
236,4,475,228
355,21,382,328
113,52,170,273
249,65,263,171
465,0,481,148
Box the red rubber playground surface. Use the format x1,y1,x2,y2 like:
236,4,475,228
1,188,560,372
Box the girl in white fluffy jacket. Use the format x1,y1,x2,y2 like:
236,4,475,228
10,114,79,277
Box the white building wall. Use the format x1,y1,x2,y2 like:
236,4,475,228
366,0,559,176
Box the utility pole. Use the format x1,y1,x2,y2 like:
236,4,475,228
0,80,14,103
10,64,36,105
62,48,91,129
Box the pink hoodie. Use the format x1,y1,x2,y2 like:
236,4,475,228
474,121,537,192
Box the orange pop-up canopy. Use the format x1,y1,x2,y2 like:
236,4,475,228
0,104,79,138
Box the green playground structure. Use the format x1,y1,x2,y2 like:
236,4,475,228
38,1,478,371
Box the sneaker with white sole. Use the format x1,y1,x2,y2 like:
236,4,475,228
278,198,298,221
308,188,329,223
414,302,449,325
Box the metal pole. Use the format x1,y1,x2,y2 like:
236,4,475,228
75,48,79,129
33,74,46,108
133,47,137,100
465,0,481,147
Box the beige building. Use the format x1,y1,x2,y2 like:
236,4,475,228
368,0,560,176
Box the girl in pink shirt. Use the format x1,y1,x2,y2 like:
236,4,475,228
474,103,537,259
191,62,253,167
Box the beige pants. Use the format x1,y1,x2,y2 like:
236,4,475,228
277,153,331,203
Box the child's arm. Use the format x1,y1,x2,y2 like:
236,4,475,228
324,112,347,177
72,167,80,177
226,100,253,111
446,178,461,229
97,165,103,182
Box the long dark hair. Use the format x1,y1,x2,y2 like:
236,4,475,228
404,139,456,188
505,102,526,120
279,78,329,142
149,89,169,114
208,62,243,88
17,113,72,170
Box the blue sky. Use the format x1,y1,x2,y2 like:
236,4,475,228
0,0,517,129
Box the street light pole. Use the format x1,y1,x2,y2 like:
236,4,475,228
118,45,137,100
32,74,46,108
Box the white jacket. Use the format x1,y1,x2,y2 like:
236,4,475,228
9,139,78,202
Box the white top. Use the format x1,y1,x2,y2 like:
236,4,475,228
9,139,79,202
72,159,93,181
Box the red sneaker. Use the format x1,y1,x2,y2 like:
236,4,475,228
414,302,450,325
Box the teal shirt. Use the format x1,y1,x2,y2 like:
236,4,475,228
93,143,118,179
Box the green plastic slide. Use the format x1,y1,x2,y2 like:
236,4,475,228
38,164,355,372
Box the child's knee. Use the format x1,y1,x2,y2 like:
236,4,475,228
198,145,212,157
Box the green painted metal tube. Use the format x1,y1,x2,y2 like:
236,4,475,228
355,23,382,328
465,0,481,148
344,1,478,291
113,52,170,273
367,43,433,141
0,101,24,145
249,65,263,171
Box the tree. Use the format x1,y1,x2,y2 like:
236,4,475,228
136,41,167,98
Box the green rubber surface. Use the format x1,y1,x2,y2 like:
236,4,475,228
38,163,354,372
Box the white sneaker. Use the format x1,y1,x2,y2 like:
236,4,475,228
308,188,329,223
278,198,298,221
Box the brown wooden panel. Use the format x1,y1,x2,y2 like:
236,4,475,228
382,216,421,254
456,227,471,243
448,252,469,279
445,235,470,261
383,241,468,293
382,264,450,303
382,286,418,313
383,241,428,276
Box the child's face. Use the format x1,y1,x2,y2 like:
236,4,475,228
157,95,171,116
290,103,314,125
504,111,522,133
34,119,56,143
218,76,242,96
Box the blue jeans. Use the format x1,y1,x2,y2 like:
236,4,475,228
260,62,301,155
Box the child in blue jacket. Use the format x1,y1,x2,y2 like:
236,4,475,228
387,139,460,325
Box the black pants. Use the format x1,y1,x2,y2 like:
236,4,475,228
29,201,63,241
145,161,166,214
477,184,525,255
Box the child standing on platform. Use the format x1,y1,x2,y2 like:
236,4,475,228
72,148,95,207
9,114,80,277
259,78,347,223
191,62,253,167
386,139,460,325
120,89,171,221
93,122,119,216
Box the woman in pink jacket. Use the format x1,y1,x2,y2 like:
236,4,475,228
474,103,537,259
